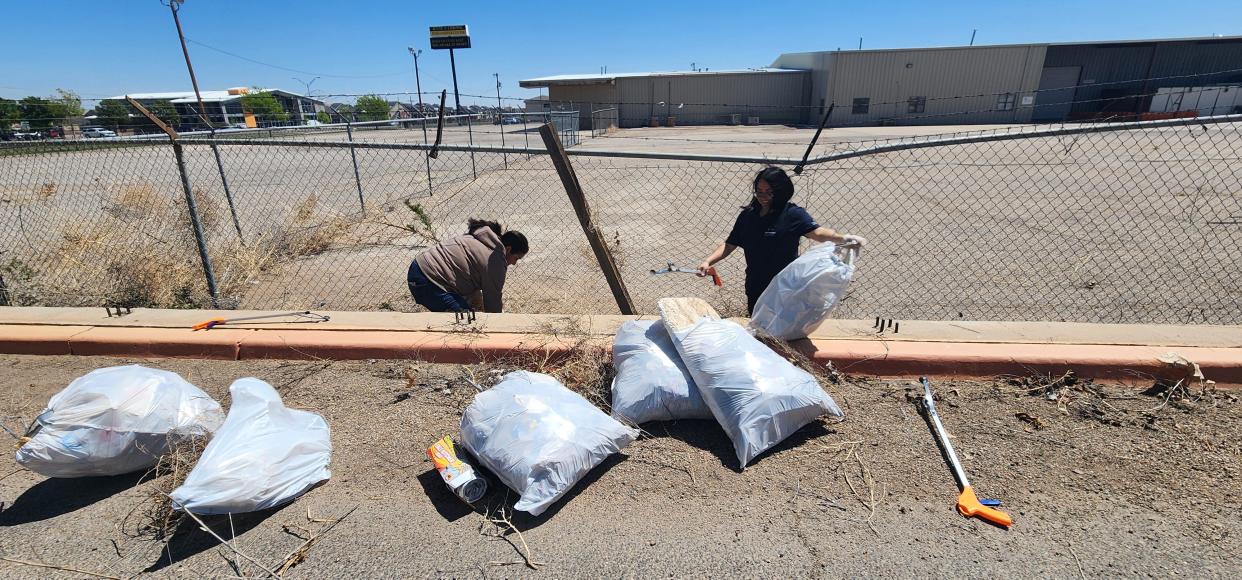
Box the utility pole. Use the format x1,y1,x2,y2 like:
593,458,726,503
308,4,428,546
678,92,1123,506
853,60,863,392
167,0,211,128
494,73,506,167
970,29,978,46
408,47,429,144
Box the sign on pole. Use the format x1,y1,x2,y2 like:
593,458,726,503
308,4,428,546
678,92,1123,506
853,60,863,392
429,25,470,49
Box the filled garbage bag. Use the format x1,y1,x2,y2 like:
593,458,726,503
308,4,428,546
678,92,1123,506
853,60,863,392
16,365,223,478
610,320,712,424
170,378,331,514
664,316,842,468
460,371,638,516
750,242,856,340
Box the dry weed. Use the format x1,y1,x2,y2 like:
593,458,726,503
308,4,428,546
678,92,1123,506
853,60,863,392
37,181,57,198
121,435,209,541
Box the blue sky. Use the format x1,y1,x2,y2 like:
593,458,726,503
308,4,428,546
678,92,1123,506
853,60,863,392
1,0,1238,107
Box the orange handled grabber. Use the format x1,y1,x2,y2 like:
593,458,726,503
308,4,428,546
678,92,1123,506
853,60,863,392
919,377,1014,528
192,311,330,331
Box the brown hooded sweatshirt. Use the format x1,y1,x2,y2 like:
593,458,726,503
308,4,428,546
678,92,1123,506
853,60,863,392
414,226,508,312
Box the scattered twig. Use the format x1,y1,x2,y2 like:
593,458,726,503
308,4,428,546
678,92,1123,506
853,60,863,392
0,557,122,580
167,495,280,578
484,507,544,570
275,505,359,575
1069,546,1087,580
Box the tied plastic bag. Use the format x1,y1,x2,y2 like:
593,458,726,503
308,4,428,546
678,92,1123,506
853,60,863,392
16,365,223,478
170,378,331,514
460,371,638,516
665,318,842,468
750,242,856,340
610,320,712,424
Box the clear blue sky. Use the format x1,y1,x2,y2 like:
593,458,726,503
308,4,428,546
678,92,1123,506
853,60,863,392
1,0,1238,107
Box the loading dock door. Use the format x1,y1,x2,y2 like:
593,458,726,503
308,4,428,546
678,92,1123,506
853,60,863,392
1033,66,1081,122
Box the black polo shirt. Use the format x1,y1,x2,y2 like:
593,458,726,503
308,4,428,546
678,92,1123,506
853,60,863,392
725,202,819,297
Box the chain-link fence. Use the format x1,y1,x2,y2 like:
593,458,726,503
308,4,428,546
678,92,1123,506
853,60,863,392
2,115,1240,324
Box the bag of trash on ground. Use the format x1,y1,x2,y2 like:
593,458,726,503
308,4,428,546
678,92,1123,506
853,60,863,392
610,319,713,424
460,371,639,516
750,241,856,340
660,297,842,468
16,365,223,478
170,378,332,514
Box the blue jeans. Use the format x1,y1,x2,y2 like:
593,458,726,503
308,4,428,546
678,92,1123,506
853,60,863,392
407,261,471,312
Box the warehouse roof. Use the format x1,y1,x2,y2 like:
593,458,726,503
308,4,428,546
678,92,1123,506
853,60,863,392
519,68,805,88
772,34,1242,62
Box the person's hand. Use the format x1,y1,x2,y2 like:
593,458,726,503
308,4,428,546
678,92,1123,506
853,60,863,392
842,234,867,255
696,261,713,277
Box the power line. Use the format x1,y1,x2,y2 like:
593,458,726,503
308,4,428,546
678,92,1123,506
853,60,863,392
184,38,410,79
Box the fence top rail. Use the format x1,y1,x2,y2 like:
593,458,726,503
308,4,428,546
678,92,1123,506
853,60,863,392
16,112,1239,167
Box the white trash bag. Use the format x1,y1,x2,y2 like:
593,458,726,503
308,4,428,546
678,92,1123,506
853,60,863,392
170,378,332,514
461,371,639,516
665,317,842,468
16,365,223,478
750,242,856,340
610,320,712,424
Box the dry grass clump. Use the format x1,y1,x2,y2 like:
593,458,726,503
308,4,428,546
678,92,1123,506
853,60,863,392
121,434,209,541
23,184,357,308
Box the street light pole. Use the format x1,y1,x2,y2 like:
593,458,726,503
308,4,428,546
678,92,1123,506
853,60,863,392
293,76,319,123
408,47,429,144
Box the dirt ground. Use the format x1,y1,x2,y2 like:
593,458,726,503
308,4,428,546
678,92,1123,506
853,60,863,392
1,354,1239,578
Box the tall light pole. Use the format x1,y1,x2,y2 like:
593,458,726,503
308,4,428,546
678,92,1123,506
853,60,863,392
493,73,506,156
407,47,428,144
293,76,319,98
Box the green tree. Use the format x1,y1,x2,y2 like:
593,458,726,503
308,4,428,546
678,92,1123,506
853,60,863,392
0,98,20,133
316,111,331,124
93,99,133,130
18,97,53,129
146,100,181,128
239,89,288,125
49,89,83,120
354,94,389,121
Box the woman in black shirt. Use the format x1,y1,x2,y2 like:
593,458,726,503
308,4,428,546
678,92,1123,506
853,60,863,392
697,167,866,314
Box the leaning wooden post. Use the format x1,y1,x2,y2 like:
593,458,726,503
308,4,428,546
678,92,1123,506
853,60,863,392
538,122,636,315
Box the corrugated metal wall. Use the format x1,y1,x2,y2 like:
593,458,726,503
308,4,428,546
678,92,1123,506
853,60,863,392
824,46,1046,125
1044,39,1242,117
614,71,811,128
544,84,620,130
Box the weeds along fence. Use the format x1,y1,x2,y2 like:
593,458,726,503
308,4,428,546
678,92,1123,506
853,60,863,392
1,115,1240,324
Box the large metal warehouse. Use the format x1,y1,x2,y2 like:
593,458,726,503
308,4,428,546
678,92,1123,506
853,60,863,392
519,69,811,129
521,35,1242,128
772,35,1242,125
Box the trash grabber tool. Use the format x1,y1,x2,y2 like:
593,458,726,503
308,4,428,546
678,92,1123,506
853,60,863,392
919,377,1013,528
650,262,722,286
192,311,330,331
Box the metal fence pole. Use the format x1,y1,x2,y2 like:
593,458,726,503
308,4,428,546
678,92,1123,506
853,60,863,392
466,115,477,179
522,114,530,153
171,141,220,304
345,120,364,210
208,130,245,241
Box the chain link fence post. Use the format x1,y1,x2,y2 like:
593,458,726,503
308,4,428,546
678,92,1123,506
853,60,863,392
172,141,220,305
208,129,245,241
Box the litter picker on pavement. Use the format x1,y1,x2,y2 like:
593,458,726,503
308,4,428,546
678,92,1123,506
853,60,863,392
192,311,330,331
918,377,1014,528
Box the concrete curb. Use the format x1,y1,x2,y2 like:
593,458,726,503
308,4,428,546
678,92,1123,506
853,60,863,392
1,308,1239,386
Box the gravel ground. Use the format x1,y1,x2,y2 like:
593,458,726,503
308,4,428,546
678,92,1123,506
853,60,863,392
1,354,1239,578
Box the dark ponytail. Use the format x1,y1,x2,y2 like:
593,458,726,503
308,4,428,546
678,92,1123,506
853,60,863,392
502,231,529,255
466,218,502,237
468,218,529,255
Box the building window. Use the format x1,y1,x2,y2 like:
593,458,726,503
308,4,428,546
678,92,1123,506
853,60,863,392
852,98,870,114
997,93,1016,111
907,96,926,114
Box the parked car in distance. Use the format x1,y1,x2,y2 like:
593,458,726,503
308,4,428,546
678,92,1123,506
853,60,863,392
229,123,249,129
502,116,522,125
82,127,117,138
